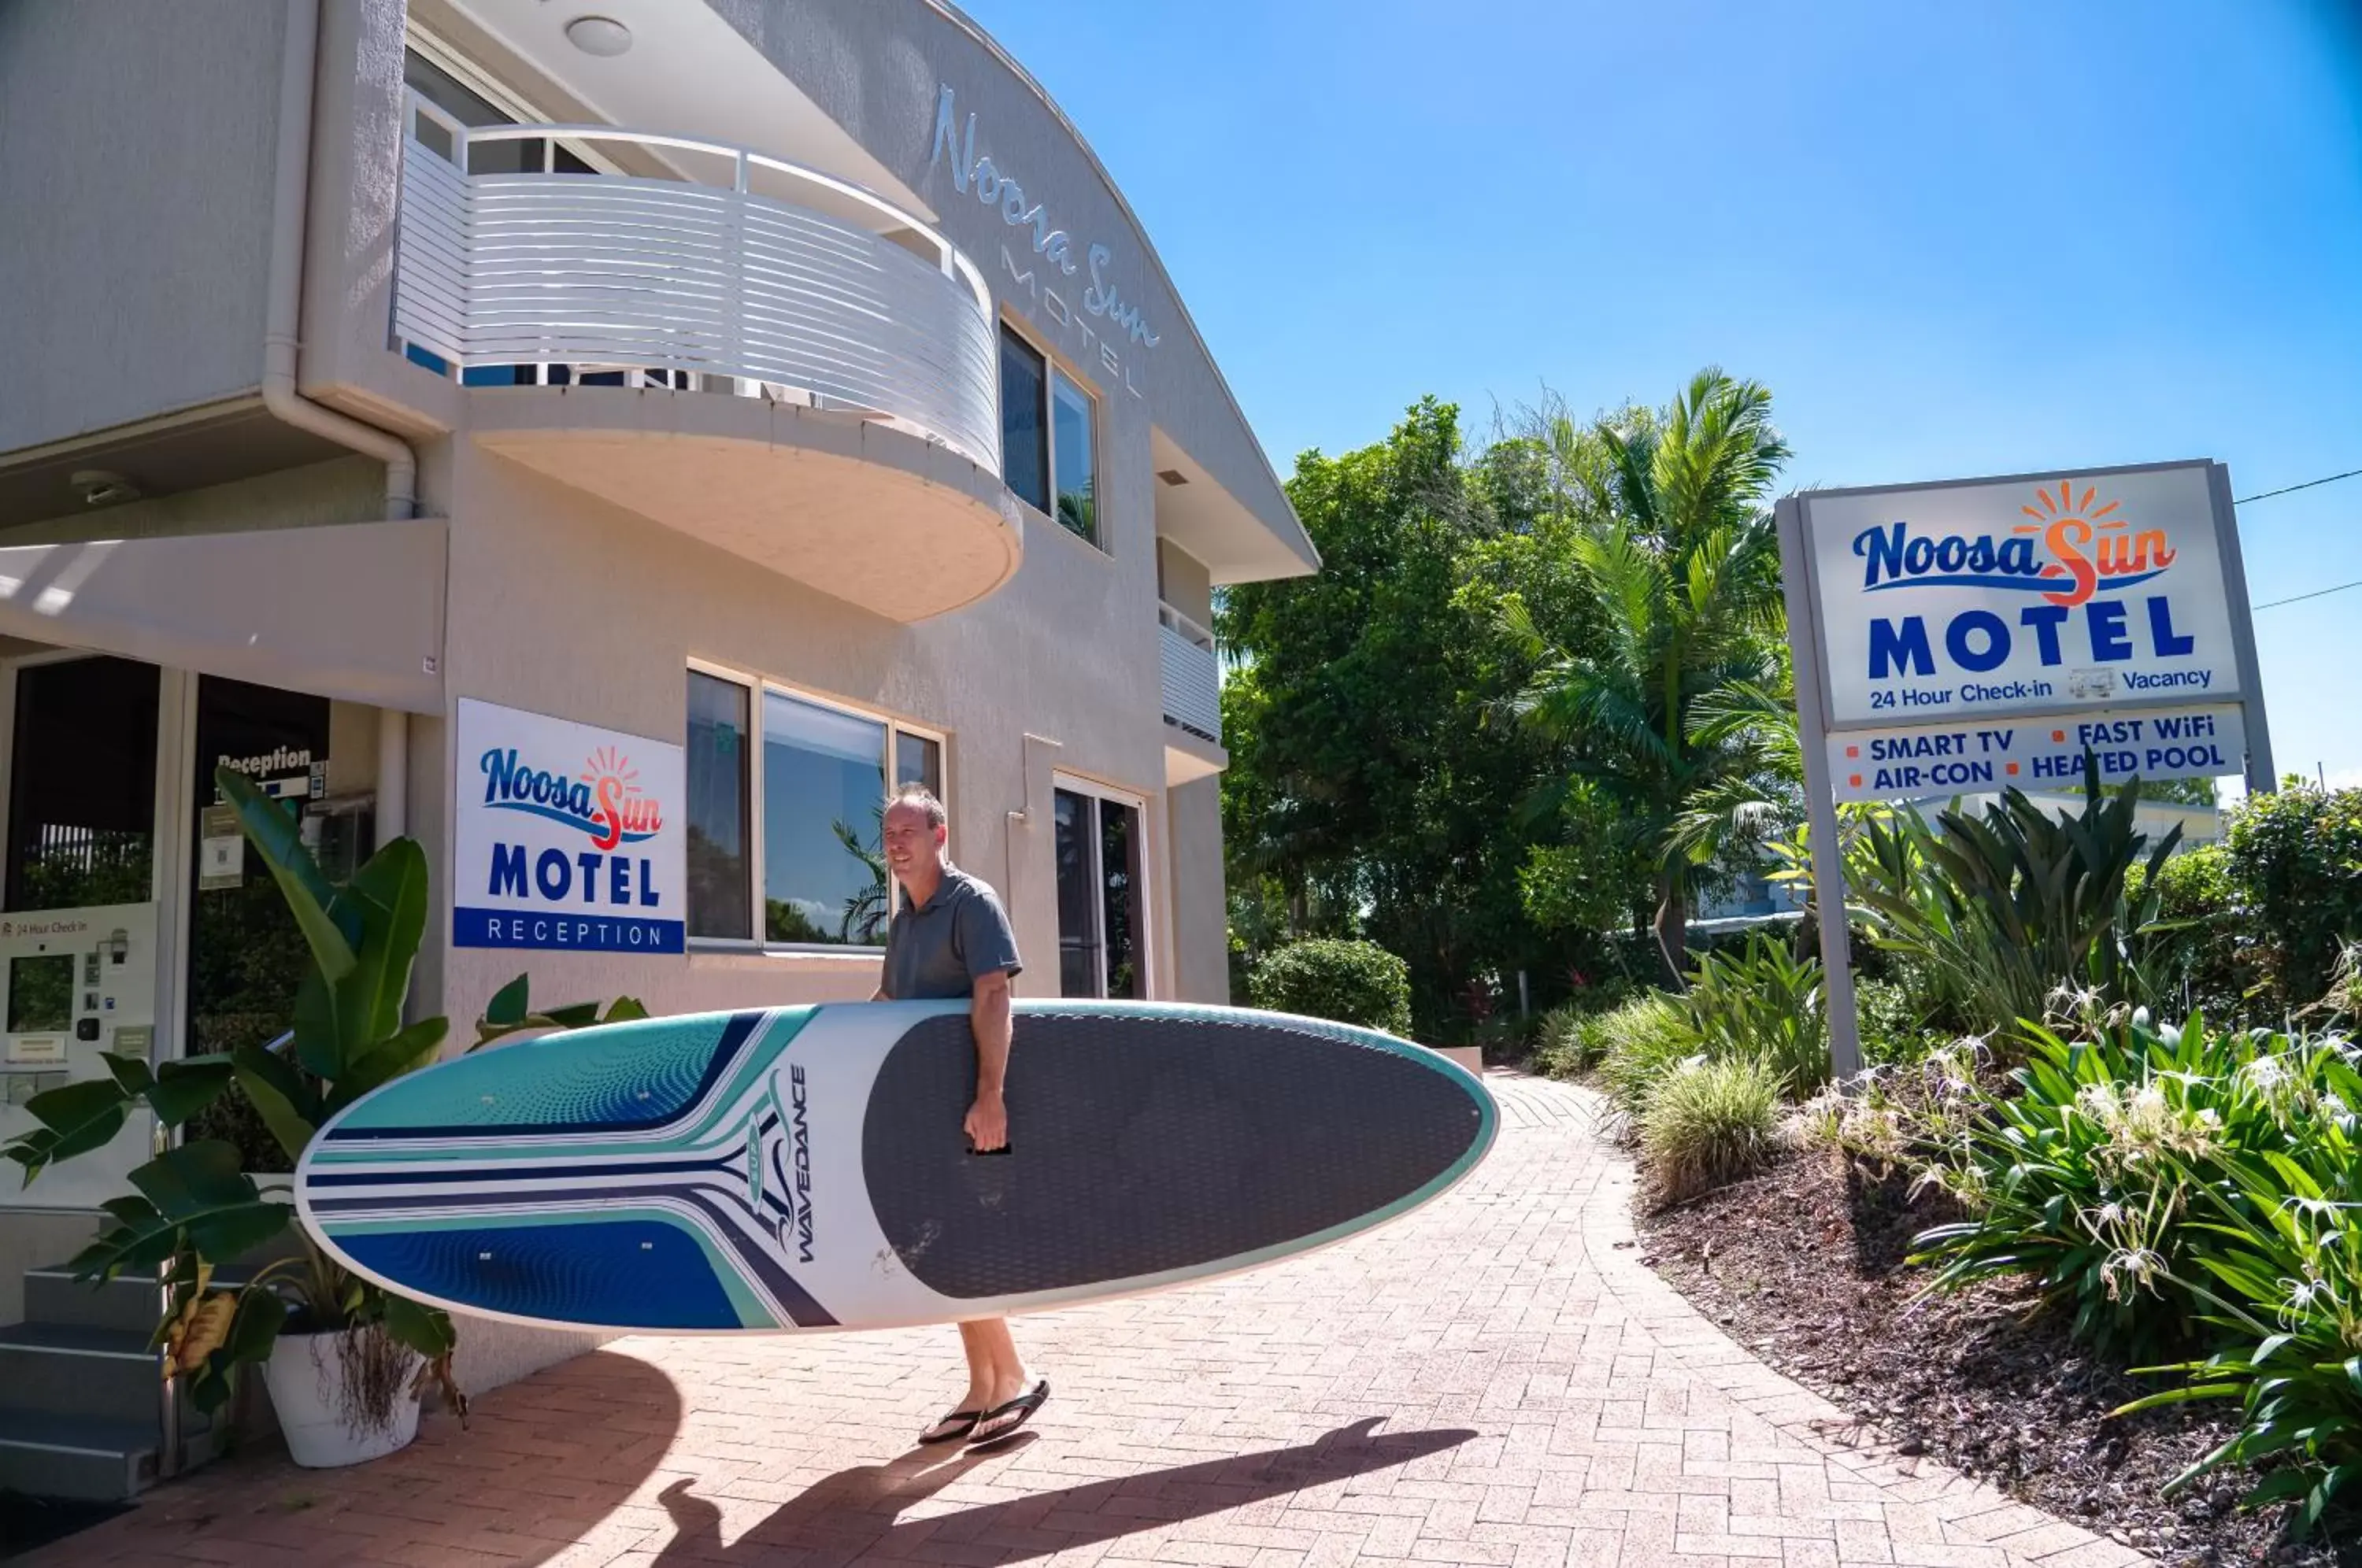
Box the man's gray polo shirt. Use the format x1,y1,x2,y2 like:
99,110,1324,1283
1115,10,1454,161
880,864,1024,1000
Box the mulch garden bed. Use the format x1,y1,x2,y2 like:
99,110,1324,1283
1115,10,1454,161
1634,1147,2355,1566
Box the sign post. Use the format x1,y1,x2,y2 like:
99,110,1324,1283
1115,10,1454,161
1776,459,2274,1084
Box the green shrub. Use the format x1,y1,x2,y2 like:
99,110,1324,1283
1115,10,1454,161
1247,938,1412,1035
1638,1055,1782,1205
2117,1131,2362,1537
1683,934,1829,1097
1529,1004,1592,1078
1912,1015,2358,1361
2129,841,2248,1024
2226,785,2362,1015
1595,994,1706,1119
1853,976,1942,1067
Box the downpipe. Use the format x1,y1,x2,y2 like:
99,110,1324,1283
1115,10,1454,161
263,0,416,520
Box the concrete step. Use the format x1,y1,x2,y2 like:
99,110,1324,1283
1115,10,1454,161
0,1408,154,1503
0,1323,161,1423
21,1266,165,1336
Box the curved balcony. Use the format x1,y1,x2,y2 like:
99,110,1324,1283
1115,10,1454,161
392,97,1019,619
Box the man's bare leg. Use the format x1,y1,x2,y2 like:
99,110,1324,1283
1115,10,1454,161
960,1318,1031,1403
918,1318,1035,1443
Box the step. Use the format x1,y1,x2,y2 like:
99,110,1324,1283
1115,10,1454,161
0,1408,154,1503
0,1323,162,1423
22,1266,165,1336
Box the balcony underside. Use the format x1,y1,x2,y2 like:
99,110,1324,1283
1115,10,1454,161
1164,723,1227,786
471,386,1024,622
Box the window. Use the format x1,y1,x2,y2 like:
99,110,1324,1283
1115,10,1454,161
998,330,1048,515
998,324,1101,549
1053,782,1146,999
6,657,158,912
685,671,752,940
1053,373,1097,543
683,670,945,949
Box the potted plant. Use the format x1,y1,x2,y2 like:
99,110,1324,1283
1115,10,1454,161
4,765,642,1467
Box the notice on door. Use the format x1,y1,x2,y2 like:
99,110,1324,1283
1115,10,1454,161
451,699,686,955
198,804,245,891
1827,703,2245,804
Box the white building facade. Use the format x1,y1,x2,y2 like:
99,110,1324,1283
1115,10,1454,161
0,0,1315,1494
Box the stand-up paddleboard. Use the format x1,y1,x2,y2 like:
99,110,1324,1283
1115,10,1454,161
294,1000,1495,1334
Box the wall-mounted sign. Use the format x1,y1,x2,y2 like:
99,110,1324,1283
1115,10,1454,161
1801,464,2245,724
452,699,685,955
930,81,1156,398
1776,459,2274,1078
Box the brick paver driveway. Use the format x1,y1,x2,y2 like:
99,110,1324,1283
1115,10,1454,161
24,1073,2142,1568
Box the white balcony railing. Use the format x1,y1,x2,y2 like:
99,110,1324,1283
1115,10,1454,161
393,94,1000,472
1159,602,1222,745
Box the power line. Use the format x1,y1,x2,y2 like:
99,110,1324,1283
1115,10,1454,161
2253,576,2362,612
2231,467,2362,609
2235,467,2362,505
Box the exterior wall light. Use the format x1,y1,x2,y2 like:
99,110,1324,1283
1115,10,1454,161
565,16,633,57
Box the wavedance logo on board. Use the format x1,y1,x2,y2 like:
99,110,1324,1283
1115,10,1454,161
478,744,664,852
1853,481,2176,608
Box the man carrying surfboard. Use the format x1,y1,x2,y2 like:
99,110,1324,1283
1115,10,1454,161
872,782,1051,1447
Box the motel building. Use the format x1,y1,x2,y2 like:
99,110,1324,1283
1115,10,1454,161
0,0,1318,1497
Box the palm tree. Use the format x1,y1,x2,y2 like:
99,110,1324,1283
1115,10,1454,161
1503,368,1794,981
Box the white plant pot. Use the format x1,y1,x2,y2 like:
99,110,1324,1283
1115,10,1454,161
261,1329,423,1468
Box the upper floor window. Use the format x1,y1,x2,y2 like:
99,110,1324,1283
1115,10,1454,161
998,325,1101,550
684,668,945,949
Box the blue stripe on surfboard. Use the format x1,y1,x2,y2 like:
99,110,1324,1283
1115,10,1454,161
319,1189,839,1329
324,1010,779,1141
335,1215,756,1330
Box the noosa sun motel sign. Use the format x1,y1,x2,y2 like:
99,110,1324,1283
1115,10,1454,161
452,699,687,955
1798,463,2247,725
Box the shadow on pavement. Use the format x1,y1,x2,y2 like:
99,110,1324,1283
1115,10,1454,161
652,1415,1475,1565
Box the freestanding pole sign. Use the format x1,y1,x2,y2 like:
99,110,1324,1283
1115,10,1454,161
1775,459,2275,1079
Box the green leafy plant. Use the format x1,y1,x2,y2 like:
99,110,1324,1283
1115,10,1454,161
1638,1054,1782,1206
1594,993,1706,1121
2113,1115,2362,1537
1846,762,2177,1048
1910,1015,2355,1362
1248,938,1413,1036
1680,932,1828,1097
2,766,638,1429
1530,1004,1606,1078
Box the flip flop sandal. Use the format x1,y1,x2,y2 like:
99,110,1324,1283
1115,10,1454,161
917,1407,983,1445
966,1380,1050,1446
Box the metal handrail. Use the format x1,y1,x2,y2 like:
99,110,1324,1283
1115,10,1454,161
402,94,992,321
1158,601,1216,652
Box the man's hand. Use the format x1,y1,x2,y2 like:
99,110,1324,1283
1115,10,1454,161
964,1089,1009,1152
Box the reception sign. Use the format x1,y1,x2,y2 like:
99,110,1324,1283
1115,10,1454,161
452,698,685,954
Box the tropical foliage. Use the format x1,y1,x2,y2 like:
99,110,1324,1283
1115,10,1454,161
1220,372,1804,1030
1500,369,1796,978
2,767,640,1424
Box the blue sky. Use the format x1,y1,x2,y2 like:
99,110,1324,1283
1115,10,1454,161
966,0,2362,792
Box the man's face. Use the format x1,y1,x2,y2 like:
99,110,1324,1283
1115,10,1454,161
883,802,946,885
